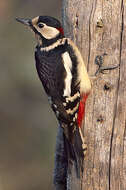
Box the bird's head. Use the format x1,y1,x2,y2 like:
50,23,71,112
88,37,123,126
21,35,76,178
16,16,64,46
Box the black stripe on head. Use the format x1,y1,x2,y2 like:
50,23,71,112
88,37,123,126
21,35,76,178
38,16,62,28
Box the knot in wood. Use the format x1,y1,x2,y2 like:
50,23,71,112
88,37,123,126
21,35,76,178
97,115,104,123
96,18,103,28
104,82,112,91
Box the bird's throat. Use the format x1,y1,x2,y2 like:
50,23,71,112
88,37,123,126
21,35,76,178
35,34,42,46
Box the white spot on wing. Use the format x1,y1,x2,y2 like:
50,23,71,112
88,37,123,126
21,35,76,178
75,113,77,119
73,117,76,122
66,103,79,114
62,52,72,96
66,92,80,102
63,102,67,106
53,104,57,108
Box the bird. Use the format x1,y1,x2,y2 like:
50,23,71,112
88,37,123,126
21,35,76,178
16,16,91,178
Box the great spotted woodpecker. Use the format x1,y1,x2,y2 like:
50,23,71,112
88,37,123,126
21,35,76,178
16,16,91,177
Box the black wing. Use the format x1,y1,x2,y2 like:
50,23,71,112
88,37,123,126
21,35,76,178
35,46,80,125
35,48,65,97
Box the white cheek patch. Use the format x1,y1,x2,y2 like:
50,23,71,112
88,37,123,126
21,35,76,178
42,25,60,39
35,24,60,40
62,52,72,96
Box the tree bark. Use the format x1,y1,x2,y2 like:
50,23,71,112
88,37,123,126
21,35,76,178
62,0,126,190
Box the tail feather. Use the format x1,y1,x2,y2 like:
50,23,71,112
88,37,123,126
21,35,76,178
54,127,68,187
62,124,86,178
73,126,86,177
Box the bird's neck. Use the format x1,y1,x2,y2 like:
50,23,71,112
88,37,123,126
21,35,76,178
36,33,64,48
39,38,68,52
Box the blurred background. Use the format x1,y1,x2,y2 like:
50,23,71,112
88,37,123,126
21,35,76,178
0,0,61,189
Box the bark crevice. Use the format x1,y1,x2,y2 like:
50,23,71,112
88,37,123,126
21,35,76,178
108,1,124,189
87,2,94,71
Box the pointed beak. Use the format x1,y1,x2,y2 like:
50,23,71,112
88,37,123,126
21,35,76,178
15,17,31,26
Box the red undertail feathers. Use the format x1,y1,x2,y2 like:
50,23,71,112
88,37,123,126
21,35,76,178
77,94,89,127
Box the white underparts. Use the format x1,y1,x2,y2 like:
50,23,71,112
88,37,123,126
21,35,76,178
62,52,72,96
42,25,59,39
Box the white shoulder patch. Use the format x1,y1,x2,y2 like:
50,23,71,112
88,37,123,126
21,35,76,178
62,52,72,96
68,39,91,94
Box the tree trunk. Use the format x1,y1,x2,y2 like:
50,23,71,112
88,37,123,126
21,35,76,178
62,0,126,190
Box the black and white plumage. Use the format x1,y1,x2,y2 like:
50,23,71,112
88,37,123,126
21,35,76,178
16,16,91,179
35,38,81,126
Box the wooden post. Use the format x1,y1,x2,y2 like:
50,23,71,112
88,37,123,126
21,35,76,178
62,0,126,189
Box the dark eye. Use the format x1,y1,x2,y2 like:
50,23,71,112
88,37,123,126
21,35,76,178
38,23,44,28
